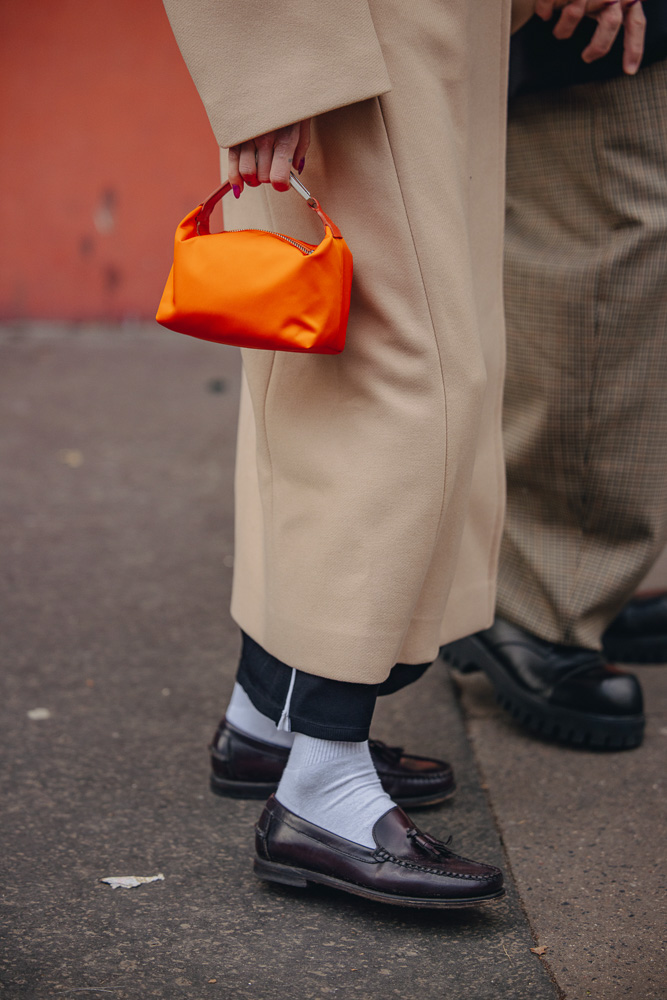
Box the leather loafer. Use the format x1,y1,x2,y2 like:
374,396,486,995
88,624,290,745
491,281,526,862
210,720,456,808
441,618,644,750
254,795,504,908
602,592,667,664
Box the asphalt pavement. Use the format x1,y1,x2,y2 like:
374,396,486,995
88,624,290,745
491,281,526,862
1,323,664,1000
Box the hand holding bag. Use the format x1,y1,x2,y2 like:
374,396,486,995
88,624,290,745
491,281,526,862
156,174,353,354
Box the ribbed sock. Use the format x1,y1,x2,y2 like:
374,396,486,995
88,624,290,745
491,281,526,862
275,733,394,848
225,682,295,749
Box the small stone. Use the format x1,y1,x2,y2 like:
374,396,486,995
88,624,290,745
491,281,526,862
27,708,51,721
57,448,84,468
207,378,227,394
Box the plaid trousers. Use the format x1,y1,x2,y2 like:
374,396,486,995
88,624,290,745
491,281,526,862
497,58,667,650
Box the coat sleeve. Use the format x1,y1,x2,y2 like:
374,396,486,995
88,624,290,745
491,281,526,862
162,0,392,148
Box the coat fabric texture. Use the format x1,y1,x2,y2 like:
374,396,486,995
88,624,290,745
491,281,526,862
163,0,511,684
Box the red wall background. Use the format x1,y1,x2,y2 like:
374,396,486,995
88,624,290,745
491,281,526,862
0,0,219,319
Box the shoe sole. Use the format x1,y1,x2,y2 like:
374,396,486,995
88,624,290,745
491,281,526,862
210,774,278,800
210,773,456,809
253,857,505,909
442,636,645,750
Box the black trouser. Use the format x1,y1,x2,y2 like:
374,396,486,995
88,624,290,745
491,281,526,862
237,631,432,741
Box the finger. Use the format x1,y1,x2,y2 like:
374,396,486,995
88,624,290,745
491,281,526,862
581,1,623,62
622,0,646,74
227,146,243,198
254,132,276,184
238,139,260,186
535,0,557,21
269,123,301,191
552,0,588,39
292,119,311,175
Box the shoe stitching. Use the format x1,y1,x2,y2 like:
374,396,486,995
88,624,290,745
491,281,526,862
377,772,451,784
373,847,500,881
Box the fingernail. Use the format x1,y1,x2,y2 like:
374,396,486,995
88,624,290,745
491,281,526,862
298,158,305,175
232,184,241,199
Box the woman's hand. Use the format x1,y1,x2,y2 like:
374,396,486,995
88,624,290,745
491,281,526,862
228,119,311,199
535,0,646,74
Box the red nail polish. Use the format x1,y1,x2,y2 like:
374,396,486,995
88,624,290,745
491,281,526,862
232,185,241,199
298,158,305,175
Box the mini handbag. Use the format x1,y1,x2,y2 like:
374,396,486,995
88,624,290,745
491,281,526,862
156,173,353,354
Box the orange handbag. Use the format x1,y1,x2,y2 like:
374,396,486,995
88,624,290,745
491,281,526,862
156,174,353,354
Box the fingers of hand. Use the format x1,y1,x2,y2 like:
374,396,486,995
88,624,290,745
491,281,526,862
552,0,588,39
254,132,276,184
227,146,244,197
268,123,301,191
227,119,312,198
622,0,646,74
238,139,261,187
292,119,311,176
529,0,643,72
535,0,557,21
581,0,624,62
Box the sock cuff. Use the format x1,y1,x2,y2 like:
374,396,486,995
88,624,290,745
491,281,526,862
290,734,371,769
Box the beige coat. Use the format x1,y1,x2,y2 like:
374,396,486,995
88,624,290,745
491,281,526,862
163,0,511,683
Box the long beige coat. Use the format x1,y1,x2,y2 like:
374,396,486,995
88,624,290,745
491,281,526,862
163,0,511,684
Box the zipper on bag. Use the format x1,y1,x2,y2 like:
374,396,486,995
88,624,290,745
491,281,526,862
225,229,316,255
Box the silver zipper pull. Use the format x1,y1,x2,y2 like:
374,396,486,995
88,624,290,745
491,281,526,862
289,173,311,201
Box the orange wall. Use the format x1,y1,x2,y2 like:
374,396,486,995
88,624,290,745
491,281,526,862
0,0,220,319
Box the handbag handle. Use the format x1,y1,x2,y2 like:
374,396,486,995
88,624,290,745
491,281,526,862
195,173,343,239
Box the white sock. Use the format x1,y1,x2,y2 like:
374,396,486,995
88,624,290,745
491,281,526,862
275,733,395,848
225,682,295,749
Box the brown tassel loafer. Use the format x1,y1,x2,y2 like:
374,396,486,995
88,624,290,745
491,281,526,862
210,720,456,808
254,795,504,909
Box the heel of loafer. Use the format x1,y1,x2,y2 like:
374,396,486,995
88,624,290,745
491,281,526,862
210,773,278,800
254,857,309,888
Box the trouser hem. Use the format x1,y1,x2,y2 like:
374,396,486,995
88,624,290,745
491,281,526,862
236,631,431,742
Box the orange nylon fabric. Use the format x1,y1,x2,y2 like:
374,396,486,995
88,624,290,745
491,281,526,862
156,193,353,354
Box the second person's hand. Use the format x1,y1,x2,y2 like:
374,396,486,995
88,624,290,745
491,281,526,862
536,0,646,73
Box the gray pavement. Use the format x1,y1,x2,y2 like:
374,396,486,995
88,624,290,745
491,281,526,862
0,323,663,1000
453,669,666,999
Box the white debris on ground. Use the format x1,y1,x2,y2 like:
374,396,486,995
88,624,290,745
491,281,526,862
100,874,165,889
27,708,52,720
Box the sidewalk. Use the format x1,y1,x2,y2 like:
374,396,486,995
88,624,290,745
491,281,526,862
1,324,663,999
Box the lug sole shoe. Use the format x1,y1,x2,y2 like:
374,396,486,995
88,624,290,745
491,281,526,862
210,720,456,808
602,592,667,664
254,795,504,909
441,618,645,750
